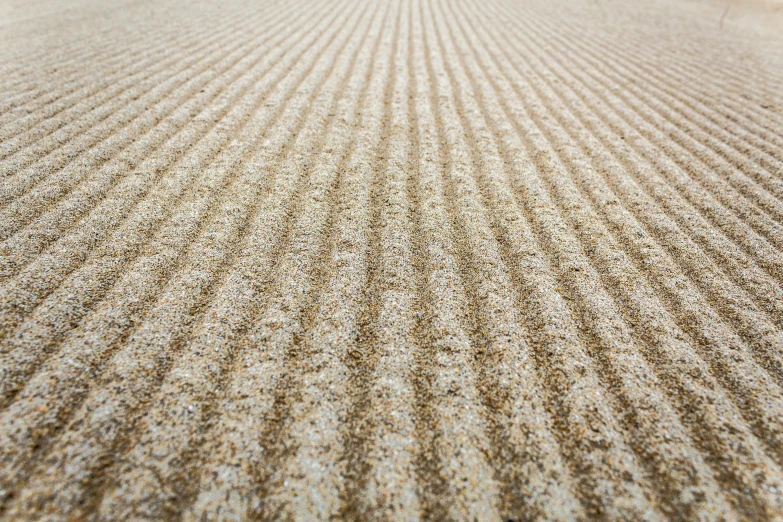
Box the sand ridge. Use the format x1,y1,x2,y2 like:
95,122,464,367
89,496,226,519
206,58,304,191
1,0,783,519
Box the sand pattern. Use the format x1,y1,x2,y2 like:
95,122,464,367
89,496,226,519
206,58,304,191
1,0,782,519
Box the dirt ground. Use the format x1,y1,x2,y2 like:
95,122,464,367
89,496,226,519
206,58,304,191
1,0,782,519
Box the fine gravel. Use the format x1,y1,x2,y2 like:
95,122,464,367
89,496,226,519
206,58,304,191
1,0,783,519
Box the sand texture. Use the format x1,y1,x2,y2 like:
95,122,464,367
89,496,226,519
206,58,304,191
1,0,783,519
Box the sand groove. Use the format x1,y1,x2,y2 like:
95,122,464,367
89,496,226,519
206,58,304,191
1,0,782,519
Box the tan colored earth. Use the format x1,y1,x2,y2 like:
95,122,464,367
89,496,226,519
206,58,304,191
1,0,783,519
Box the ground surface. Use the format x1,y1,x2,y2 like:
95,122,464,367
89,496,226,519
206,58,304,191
1,0,783,519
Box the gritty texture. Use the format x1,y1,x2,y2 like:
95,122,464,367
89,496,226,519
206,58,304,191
1,0,783,520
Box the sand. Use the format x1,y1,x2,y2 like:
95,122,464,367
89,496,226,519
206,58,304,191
0,0,782,519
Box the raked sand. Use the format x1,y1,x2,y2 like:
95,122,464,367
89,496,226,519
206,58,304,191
1,0,783,519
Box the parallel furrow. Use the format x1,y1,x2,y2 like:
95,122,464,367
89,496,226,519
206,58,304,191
0,0,180,97
438,2,748,519
460,0,783,516
502,3,783,285
94,3,381,519
182,5,395,519
483,0,783,376
0,0,361,518
407,3,586,519
1,0,781,518
0,0,323,349
337,4,419,519
528,11,783,228
0,2,218,124
0,0,353,514
422,0,663,519
0,3,259,159
0,0,312,286
540,1,783,165
467,4,783,460
0,2,300,214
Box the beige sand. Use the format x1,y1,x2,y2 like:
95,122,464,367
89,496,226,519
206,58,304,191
1,0,783,519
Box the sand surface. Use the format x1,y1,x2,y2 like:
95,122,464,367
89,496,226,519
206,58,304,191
1,0,783,519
